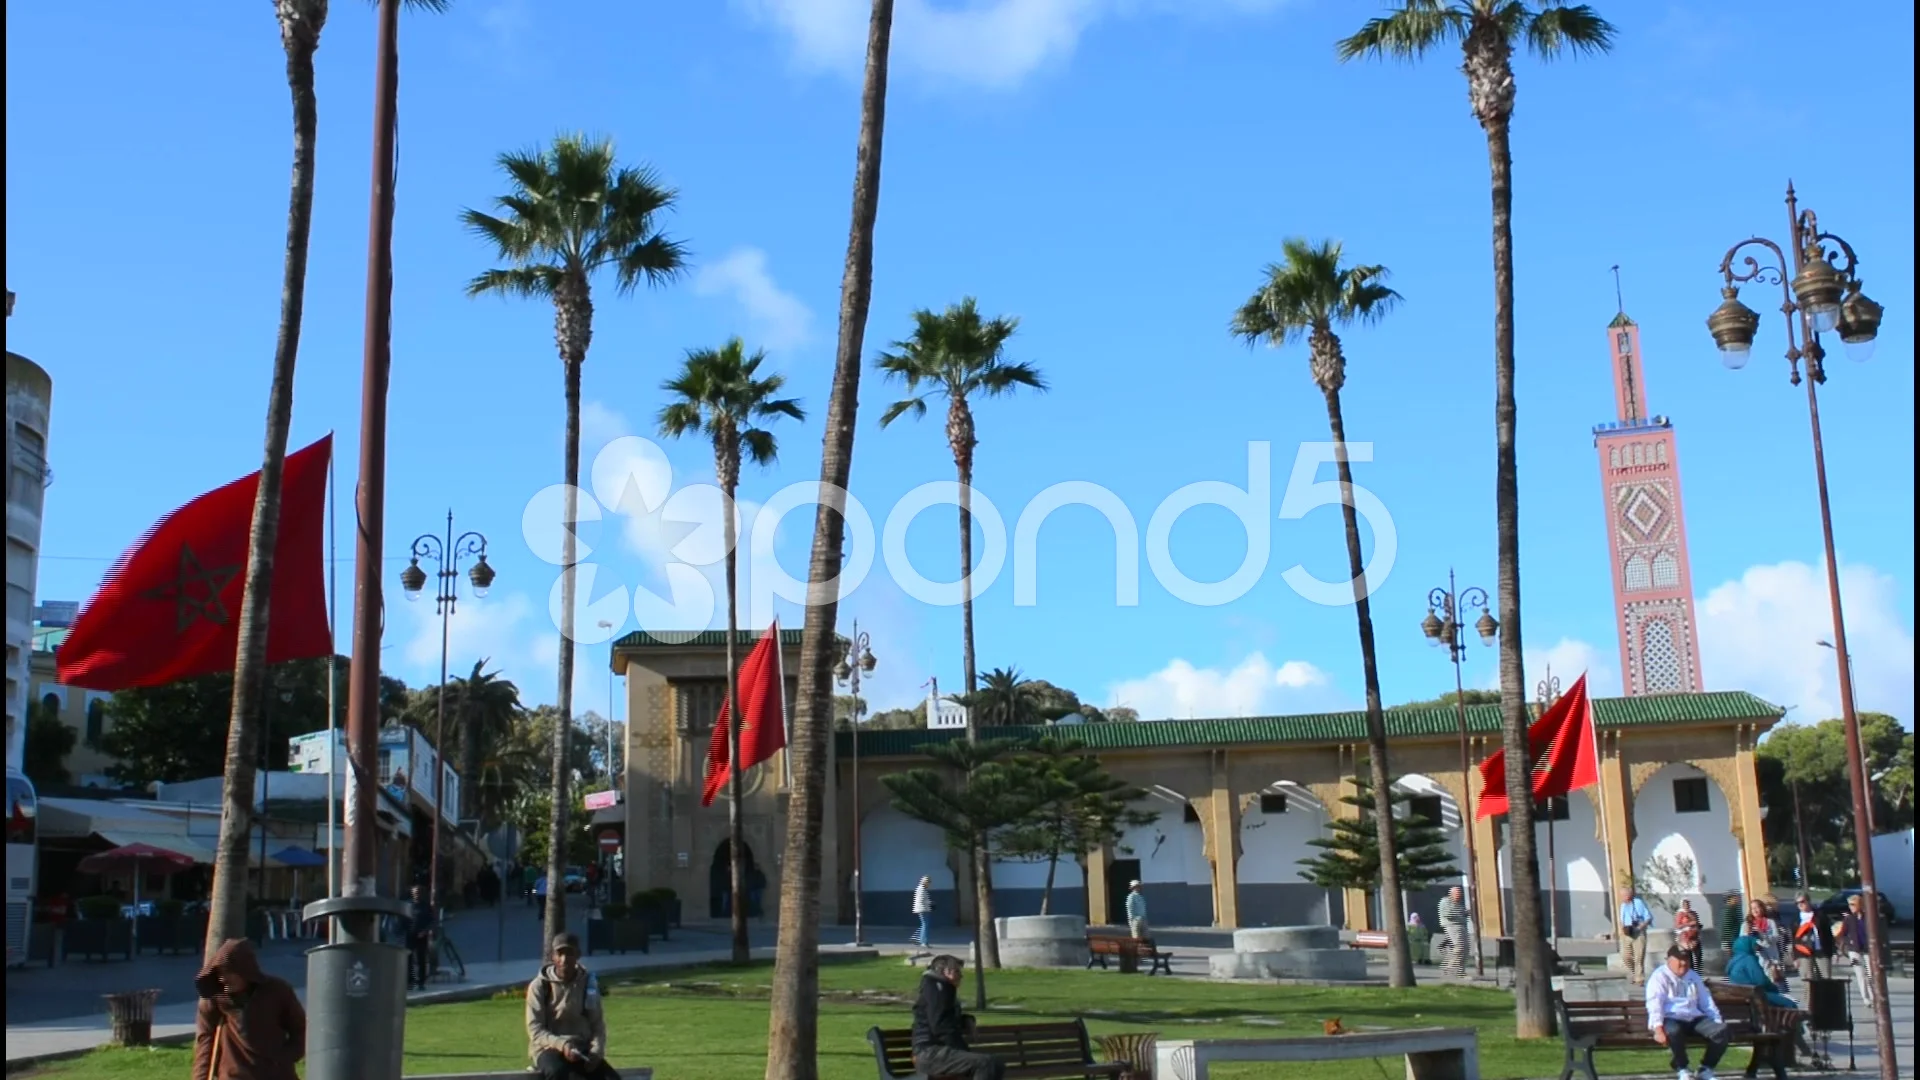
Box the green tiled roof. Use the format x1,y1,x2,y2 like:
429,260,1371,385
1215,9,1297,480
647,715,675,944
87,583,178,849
837,690,1782,758
613,628,812,649
1608,311,1637,328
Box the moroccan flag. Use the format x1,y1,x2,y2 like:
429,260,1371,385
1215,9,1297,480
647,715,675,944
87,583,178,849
1474,673,1598,819
701,621,789,807
57,435,334,690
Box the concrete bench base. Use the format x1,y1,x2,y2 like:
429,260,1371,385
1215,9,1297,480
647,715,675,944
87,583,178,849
1156,1028,1478,1080
403,1069,651,1080
399,1060,652,1068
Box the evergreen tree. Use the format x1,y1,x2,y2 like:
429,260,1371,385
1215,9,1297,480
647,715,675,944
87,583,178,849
1298,770,1459,894
997,737,1155,915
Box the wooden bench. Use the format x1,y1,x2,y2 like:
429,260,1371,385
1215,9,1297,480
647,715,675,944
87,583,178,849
1154,1028,1478,1080
1348,931,1391,950
868,1019,1127,1079
401,1069,651,1079
1554,991,1787,1080
1084,934,1173,976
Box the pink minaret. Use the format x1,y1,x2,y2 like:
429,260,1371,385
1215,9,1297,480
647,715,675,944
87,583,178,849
1594,301,1704,695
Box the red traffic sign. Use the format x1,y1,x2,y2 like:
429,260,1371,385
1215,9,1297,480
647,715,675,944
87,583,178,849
597,830,622,852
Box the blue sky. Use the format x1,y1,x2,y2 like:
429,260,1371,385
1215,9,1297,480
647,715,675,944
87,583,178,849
7,1,1913,727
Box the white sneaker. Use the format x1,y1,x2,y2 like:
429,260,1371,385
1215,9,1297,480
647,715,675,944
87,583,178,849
1698,1068,1716,1080
1676,1070,1693,1080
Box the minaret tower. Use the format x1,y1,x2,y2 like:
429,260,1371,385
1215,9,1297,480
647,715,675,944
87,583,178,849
1594,281,1704,695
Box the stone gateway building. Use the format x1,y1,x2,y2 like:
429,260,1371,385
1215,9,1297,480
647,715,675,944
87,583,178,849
615,630,1781,942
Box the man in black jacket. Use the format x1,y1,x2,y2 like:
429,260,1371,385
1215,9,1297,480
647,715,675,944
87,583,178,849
911,955,1003,1080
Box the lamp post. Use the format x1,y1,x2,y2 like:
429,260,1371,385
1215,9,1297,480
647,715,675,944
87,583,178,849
1816,638,1875,834
1422,569,1498,976
1705,183,1895,1080
400,512,495,917
1535,670,1562,944
833,623,877,947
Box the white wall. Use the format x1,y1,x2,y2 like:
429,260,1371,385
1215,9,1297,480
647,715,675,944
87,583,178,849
860,805,953,893
1114,800,1209,887
1238,786,1326,885
991,854,1083,889
1631,762,1737,908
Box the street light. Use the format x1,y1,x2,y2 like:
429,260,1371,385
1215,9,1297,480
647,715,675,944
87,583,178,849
1422,569,1496,976
1816,639,1874,834
1708,183,1896,1080
833,623,877,947
400,511,493,917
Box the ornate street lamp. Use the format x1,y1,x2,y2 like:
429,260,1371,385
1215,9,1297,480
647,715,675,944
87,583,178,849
1707,183,1895,1079
400,512,493,920
1421,569,1496,977
833,624,877,947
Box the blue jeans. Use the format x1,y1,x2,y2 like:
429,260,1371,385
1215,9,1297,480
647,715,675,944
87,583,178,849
914,912,931,944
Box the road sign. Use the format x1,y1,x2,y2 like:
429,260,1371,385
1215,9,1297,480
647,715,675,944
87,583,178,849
597,830,621,853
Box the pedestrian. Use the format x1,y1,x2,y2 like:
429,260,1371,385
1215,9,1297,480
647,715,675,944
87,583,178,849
534,874,550,921
406,884,437,991
1124,880,1149,940
1617,884,1653,984
1674,901,1704,973
911,876,935,949
1743,898,1781,968
1646,944,1730,1080
1835,895,1875,1008
1790,894,1831,979
192,937,307,1080
910,954,1004,1080
1436,885,1470,978
1716,892,1744,957
526,933,621,1080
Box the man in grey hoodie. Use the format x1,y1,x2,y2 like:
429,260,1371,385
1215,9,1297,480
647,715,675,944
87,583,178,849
526,933,619,1079
911,955,1003,1080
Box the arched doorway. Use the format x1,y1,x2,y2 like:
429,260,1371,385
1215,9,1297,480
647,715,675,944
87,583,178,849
709,840,763,919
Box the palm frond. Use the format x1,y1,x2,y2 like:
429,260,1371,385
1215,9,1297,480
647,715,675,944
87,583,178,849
657,337,802,469
740,428,779,467
1232,238,1399,344
877,395,930,428
1336,1,1469,61
975,361,1047,396
464,266,560,299
1524,3,1617,58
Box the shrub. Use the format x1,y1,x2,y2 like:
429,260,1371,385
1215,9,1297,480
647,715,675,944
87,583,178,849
601,902,629,921
77,895,123,920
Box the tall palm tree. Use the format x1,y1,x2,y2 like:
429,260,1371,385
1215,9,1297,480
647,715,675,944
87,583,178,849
1336,0,1615,1034
463,134,686,946
878,298,1045,708
658,337,804,963
765,1,896,1074
449,659,522,822
1231,237,1412,985
964,666,1044,728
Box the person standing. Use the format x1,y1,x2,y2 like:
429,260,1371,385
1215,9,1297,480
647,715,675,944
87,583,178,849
1674,901,1704,973
1791,894,1831,980
192,938,307,1080
1645,944,1730,1080
1436,885,1470,978
406,884,437,992
526,934,621,1080
534,874,550,921
1124,880,1149,940
1716,892,1745,958
910,955,1004,1080
1618,884,1654,985
910,876,935,949
1743,898,1781,967
1836,895,1875,1008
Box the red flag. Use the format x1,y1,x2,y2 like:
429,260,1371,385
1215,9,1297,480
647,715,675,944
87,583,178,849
1475,673,1598,819
57,435,334,690
701,622,788,807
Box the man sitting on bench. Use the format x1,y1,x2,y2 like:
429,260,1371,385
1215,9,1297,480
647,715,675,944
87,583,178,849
527,933,619,1080
912,955,1003,1080
1645,943,1730,1080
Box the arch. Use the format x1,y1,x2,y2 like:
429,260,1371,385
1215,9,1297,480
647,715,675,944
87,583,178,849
1236,779,1336,927
85,698,106,748
862,805,957,926
1629,762,1736,914
1652,552,1679,589
1624,555,1651,591
1112,789,1211,927
1391,773,1472,933
1494,785,1614,936
709,839,761,919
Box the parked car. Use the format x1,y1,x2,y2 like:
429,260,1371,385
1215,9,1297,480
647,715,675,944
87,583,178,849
1816,888,1897,928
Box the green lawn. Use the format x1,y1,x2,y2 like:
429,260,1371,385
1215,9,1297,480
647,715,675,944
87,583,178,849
21,958,1698,1079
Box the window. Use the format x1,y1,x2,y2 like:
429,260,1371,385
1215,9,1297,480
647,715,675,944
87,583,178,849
85,699,105,748
1610,447,1621,468
1642,621,1682,692
1183,803,1201,824
1624,556,1651,591
1673,776,1711,814
1259,792,1289,815
1652,552,1679,589
1533,796,1572,821
1656,442,1668,464
674,680,728,735
1617,331,1631,355
1408,795,1444,828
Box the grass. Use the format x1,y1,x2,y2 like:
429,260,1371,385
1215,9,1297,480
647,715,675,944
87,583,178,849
17,958,1696,1079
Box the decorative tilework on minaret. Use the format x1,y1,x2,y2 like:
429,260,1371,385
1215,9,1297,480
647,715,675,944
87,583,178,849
1594,311,1704,695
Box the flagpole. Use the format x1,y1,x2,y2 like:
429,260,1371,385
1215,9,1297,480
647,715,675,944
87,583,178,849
324,434,338,908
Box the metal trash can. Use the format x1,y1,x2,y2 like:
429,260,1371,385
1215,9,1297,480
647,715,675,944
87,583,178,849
103,989,163,1047
1099,1032,1158,1080
305,940,407,1080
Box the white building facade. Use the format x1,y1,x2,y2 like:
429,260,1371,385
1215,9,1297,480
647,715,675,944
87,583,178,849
6,291,53,775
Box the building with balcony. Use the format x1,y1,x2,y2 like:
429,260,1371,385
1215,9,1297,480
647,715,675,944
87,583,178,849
6,290,53,776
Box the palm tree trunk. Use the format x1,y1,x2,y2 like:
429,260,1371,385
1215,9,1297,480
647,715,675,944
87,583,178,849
458,672,479,822
546,352,582,947
1323,385,1413,987
1486,114,1550,1037
721,469,750,963
1040,842,1060,915
955,450,999,973
206,28,320,959
765,2,894,1074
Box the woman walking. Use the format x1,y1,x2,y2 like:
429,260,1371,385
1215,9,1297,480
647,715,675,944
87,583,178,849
910,876,934,950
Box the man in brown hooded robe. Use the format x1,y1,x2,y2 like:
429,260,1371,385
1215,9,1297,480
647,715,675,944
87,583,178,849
192,937,306,1080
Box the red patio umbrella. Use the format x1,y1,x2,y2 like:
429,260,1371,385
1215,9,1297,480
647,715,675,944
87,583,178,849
78,843,197,955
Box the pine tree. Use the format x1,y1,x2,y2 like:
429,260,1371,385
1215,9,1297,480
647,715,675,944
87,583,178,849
1298,770,1459,894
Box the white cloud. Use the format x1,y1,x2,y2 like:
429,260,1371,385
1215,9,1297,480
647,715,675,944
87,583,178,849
1479,637,1622,699
693,247,813,352
1698,560,1914,725
737,0,1289,90
397,589,549,701
1106,652,1336,720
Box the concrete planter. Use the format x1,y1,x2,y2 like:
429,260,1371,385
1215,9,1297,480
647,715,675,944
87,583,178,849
995,915,1088,969
1209,924,1367,981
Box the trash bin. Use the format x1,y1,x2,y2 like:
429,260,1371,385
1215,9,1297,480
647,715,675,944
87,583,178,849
1099,1032,1158,1080
103,989,163,1047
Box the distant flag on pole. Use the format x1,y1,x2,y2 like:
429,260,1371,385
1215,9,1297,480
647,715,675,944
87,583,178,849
1475,673,1598,819
701,621,788,807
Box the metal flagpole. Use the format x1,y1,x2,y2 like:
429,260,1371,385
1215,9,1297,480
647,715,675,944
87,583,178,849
324,433,338,907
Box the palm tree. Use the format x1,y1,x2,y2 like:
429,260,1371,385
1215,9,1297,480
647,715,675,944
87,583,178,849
463,134,686,946
1336,0,1615,1034
1231,237,1411,985
449,659,523,823
878,299,1045,710
964,667,1045,728
658,337,804,963
764,1,896,1074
